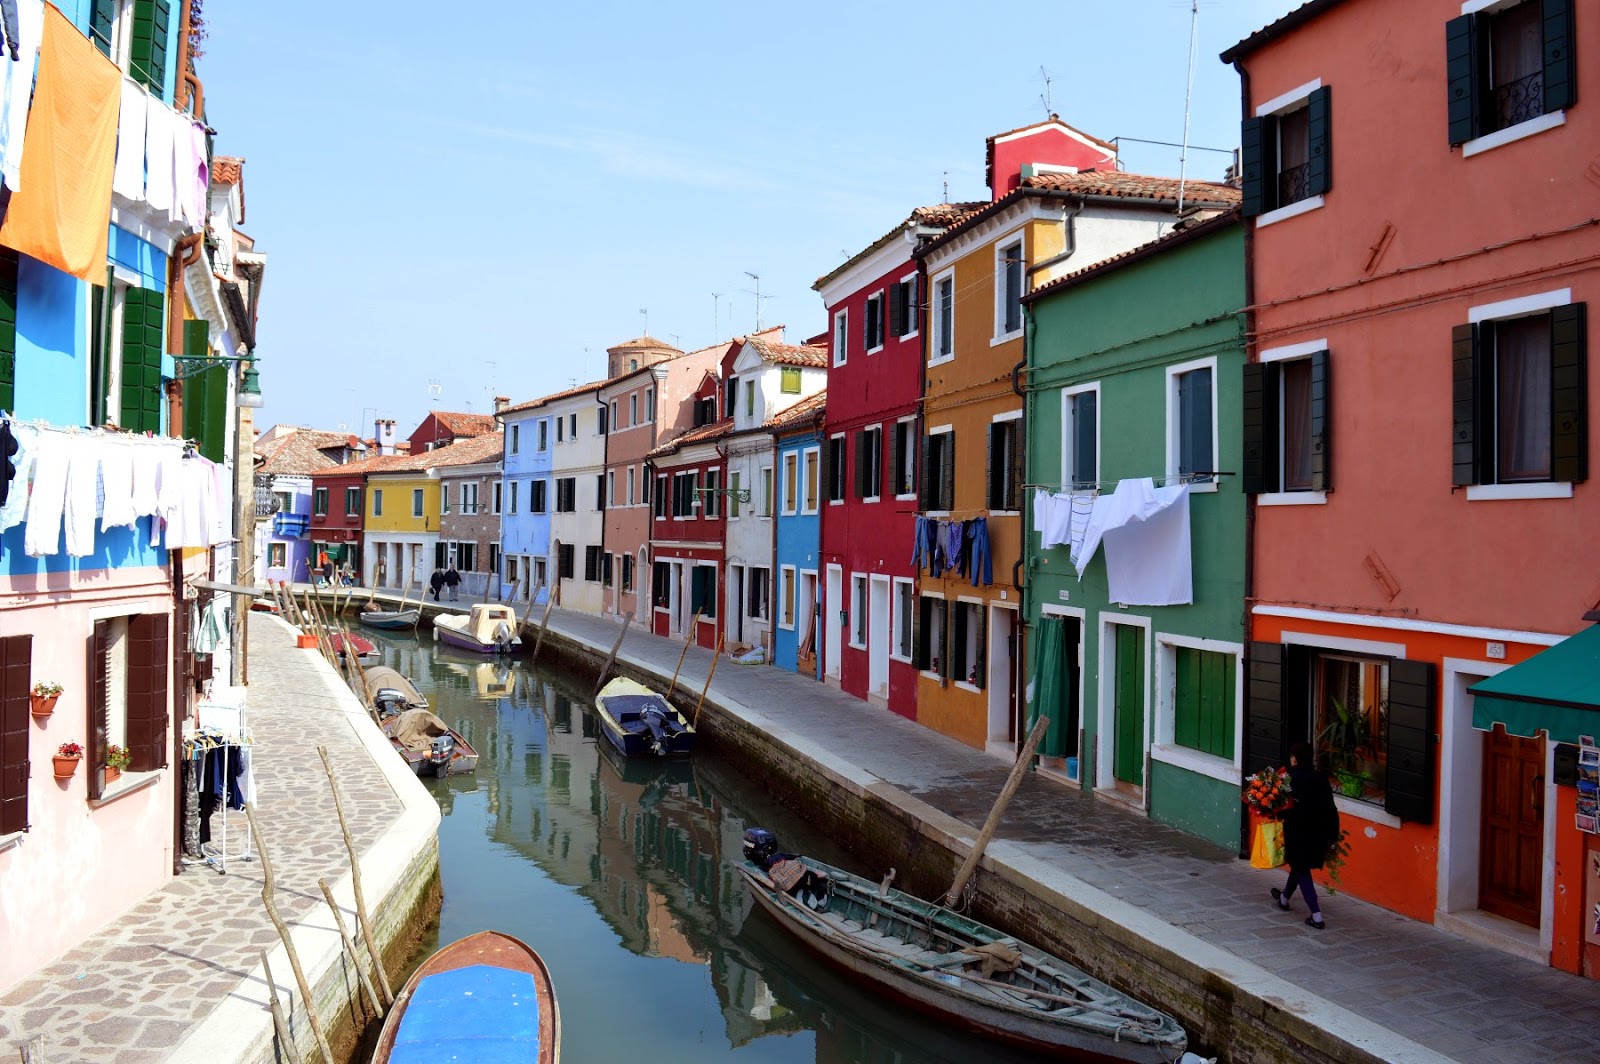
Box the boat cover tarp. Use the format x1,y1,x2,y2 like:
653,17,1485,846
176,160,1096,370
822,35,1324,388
389,964,543,1064
392,710,450,753
602,693,670,723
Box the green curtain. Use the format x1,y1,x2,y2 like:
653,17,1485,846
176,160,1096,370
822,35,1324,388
1031,617,1069,758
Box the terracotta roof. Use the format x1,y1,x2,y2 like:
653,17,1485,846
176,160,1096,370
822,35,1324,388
310,453,411,479
1221,0,1349,63
1023,208,1242,304
497,380,608,417
607,335,684,355
814,203,987,289
428,411,499,437
427,431,505,469
763,390,827,432
917,171,1240,259
256,433,338,477
744,337,827,369
647,419,731,460
211,156,243,185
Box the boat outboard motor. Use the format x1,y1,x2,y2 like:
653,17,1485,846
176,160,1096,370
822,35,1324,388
493,620,514,653
639,705,669,756
430,733,455,777
743,828,779,867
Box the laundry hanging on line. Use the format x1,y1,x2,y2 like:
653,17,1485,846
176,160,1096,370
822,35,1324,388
911,515,991,587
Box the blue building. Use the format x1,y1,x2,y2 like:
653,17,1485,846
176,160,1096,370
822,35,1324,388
770,392,826,676
497,396,558,604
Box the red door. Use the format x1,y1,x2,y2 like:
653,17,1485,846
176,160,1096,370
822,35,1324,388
1479,725,1544,928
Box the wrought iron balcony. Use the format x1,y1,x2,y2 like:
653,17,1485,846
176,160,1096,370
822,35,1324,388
1492,70,1545,132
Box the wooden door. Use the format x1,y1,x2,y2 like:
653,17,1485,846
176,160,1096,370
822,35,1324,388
1479,725,1544,928
1112,626,1145,787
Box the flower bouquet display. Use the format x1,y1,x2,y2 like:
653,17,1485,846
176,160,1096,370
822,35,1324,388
1243,766,1292,868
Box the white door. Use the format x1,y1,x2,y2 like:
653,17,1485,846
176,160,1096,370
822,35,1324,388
988,606,1017,746
869,576,891,698
729,565,745,643
825,566,843,680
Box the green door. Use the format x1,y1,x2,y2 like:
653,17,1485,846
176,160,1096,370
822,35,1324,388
1112,625,1145,787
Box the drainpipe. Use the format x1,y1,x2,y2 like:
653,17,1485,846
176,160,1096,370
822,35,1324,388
1235,59,1258,861
1026,200,1083,279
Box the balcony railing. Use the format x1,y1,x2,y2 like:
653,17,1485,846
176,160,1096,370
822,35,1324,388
1492,70,1545,132
1276,163,1310,208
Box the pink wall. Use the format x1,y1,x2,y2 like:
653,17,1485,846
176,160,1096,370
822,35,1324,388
1246,0,1600,637
0,571,175,993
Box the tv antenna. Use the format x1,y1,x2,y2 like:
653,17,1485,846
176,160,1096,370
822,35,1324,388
1177,0,1200,214
427,379,442,404
1039,66,1053,117
743,271,766,331
711,292,723,341
639,308,648,336
942,171,949,203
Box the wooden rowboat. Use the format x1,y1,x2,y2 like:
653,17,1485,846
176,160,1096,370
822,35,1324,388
360,607,421,630
372,930,560,1063
737,848,1187,1062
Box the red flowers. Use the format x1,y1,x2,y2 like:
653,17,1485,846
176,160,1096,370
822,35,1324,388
1242,766,1292,817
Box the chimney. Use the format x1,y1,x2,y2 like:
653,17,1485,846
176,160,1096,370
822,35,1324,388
375,418,397,456
493,395,510,413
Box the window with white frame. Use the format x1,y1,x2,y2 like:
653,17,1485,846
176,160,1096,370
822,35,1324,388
782,452,799,514
492,481,502,514
748,567,770,622
538,420,549,450
268,542,287,569
703,470,722,518
462,482,479,514
987,417,1022,511
441,484,451,514
728,470,742,519
826,435,846,503
411,488,424,517
1245,344,1329,497
556,417,564,443
645,386,656,421
892,578,914,661
864,291,885,352
531,479,547,514
510,424,520,454
1171,645,1236,761
922,428,954,511
627,466,636,505
779,566,796,629
833,308,849,366
931,271,954,362
1448,0,1574,150
891,419,917,497
1168,360,1216,485
951,601,986,688
345,486,362,515
1243,82,1331,220
891,274,918,338
509,481,519,515
760,465,774,517
995,236,1024,339
802,447,820,513
372,489,383,517
850,575,868,649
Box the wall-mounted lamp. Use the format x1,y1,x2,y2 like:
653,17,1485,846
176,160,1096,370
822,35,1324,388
173,341,263,408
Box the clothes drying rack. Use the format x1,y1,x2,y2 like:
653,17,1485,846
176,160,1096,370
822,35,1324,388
186,692,255,875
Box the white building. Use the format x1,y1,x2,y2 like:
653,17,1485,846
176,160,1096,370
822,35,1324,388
545,383,608,615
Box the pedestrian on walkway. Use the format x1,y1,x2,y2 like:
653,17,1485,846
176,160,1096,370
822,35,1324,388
429,568,445,601
1272,741,1340,929
444,566,461,601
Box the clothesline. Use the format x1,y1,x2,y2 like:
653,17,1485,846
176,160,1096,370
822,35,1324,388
1025,471,1236,494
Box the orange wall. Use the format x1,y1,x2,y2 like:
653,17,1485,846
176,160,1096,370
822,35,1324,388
1245,0,1600,637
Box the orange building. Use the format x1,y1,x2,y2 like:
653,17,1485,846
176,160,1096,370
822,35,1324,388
1224,0,1599,976
910,120,1239,752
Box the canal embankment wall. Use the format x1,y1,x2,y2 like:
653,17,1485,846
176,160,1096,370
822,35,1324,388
330,591,1449,1064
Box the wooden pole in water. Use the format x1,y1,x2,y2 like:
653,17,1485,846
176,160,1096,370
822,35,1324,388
529,589,557,665
318,878,384,1019
317,745,395,1005
259,950,306,1064
242,804,336,1064
519,573,537,629
944,715,1050,909
665,610,702,699
592,612,633,698
692,633,725,729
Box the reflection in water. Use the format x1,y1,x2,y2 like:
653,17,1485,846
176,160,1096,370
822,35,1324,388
371,632,1038,1064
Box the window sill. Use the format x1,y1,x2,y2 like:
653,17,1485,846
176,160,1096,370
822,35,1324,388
1150,743,1237,785
862,496,881,505
89,770,162,808
0,830,22,855
1462,111,1565,158
1465,482,1573,501
990,330,1024,347
1334,794,1401,829
927,355,955,367
866,345,884,356
1257,490,1327,507
778,622,795,632
1254,195,1325,229
1182,481,1219,494
889,653,913,665
955,681,985,694
848,640,867,651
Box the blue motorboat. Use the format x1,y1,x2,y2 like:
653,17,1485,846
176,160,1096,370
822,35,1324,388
593,677,695,757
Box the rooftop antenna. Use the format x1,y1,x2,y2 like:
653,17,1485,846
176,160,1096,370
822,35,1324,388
427,379,442,404
743,271,765,331
1177,0,1200,215
639,307,648,336
1039,66,1053,117
942,171,949,204
711,292,723,342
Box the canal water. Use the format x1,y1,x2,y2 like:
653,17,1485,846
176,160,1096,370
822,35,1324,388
365,631,1040,1064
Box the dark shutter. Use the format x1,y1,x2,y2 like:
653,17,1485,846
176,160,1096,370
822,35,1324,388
953,604,968,682
918,435,932,509
1008,423,1023,512
120,288,165,434
598,405,608,435
1446,14,1482,146
87,621,111,800
1451,323,1484,487
985,423,998,510
854,430,867,498
130,0,171,97
89,0,115,55
127,613,169,773
819,439,832,505
1309,349,1332,492
889,284,906,337
939,435,955,512
0,635,31,835
597,474,606,511
0,248,17,414
1245,641,1290,775
940,600,952,680
1241,363,1276,494
1240,115,1267,218
1542,0,1576,114
1550,302,1587,484
1305,86,1332,197
913,596,928,670
972,608,987,690
1385,659,1436,824
891,425,906,495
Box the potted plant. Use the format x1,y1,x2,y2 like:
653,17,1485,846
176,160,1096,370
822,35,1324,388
105,744,131,784
30,681,63,718
1319,697,1371,798
53,741,83,780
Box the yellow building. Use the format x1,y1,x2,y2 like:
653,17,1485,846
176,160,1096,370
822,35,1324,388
364,460,442,591
911,121,1238,754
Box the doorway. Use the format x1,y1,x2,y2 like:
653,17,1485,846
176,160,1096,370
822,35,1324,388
1479,725,1545,928
797,570,818,677
868,576,890,699
824,566,842,681
1100,619,1147,799
729,565,746,643
987,605,1017,749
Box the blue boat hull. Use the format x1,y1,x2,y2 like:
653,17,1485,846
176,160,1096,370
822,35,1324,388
594,694,695,758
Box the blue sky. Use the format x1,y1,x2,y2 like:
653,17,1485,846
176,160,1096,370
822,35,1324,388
199,0,1295,438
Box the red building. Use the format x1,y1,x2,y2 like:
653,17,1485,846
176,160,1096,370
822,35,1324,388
308,453,399,579
407,410,498,454
648,380,730,650
811,204,982,715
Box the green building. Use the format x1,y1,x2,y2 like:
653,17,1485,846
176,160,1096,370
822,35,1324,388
1021,210,1246,849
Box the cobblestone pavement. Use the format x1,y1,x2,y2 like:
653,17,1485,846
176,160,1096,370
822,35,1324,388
496,597,1600,1064
0,615,406,1062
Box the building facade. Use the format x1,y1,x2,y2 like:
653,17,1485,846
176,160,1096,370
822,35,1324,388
498,396,554,603
649,419,728,649
436,433,505,601
546,384,606,614
772,394,826,676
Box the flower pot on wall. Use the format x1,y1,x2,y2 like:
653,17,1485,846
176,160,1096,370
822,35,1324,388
30,694,58,718
104,765,121,785
52,756,80,780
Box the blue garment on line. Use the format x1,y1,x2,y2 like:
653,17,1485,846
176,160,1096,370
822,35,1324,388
944,521,964,577
967,518,993,587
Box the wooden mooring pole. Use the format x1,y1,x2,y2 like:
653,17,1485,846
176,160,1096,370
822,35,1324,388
259,950,306,1064
592,613,633,698
692,634,726,729
529,589,557,666
665,610,702,699
944,715,1050,909
318,878,385,1019
317,745,395,1005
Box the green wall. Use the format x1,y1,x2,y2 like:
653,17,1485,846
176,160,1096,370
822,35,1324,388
1024,220,1246,851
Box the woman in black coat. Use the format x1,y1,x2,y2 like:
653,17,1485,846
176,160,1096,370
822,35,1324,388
1272,741,1340,929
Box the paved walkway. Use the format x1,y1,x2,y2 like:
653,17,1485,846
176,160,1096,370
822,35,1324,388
0,615,422,1063
376,591,1597,1064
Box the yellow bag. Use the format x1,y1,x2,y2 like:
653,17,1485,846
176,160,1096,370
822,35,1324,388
1250,821,1286,869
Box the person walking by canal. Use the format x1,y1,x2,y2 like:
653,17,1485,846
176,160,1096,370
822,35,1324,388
1271,741,1340,930
444,566,461,601
429,568,445,601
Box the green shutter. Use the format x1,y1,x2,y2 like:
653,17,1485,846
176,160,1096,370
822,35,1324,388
1245,642,1289,775
1451,323,1483,487
1446,14,1483,145
130,0,171,98
1542,0,1576,115
1305,86,1332,197
1309,349,1332,492
89,0,115,56
1385,659,1436,824
1550,302,1587,485
1175,648,1235,760
181,320,225,461
1241,362,1276,494
1240,115,1266,218
120,288,165,434
0,249,16,413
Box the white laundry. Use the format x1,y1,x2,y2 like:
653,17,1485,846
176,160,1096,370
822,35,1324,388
63,436,103,556
1102,487,1192,606
0,420,37,533
1034,489,1077,550
143,94,175,214
1065,493,1096,568
209,460,229,544
186,122,210,229
1075,478,1189,580
99,437,137,531
0,0,42,191
23,431,69,557
112,79,148,201
129,441,161,517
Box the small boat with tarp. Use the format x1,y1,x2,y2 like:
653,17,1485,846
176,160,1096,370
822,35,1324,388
434,602,522,654
371,930,560,1063
593,676,695,757
379,706,479,778
737,828,1188,1062
363,665,428,712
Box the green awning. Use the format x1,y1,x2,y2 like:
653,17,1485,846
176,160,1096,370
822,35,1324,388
1469,625,1600,743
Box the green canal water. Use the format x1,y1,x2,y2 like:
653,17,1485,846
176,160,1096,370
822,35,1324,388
366,631,1040,1064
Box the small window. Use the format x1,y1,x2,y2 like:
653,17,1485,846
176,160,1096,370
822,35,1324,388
1450,0,1573,146
1241,86,1331,218
598,405,608,435
654,475,668,518
746,379,756,419
865,292,885,351
728,470,742,519
531,479,547,514
653,562,672,607
891,421,916,497
313,487,329,516
556,417,564,443
1063,388,1099,491
372,489,384,517
760,466,774,517
850,575,868,648
922,430,954,511
631,394,639,426
1172,365,1214,483
894,580,914,660
950,602,986,688
826,437,846,503
856,426,882,500
833,309,849,366
412,489,424,517
996,239,1023,337
702,470,722,518
556,477,576,513
780,367,801,393
645,386,656,421
510,424,520,454
986,420,1021,511
1313,652,1387,805
932,274,954,360
1244,353,1330,495
780,567,796,628
441,484,451,514
802,448,819,513
627,466,636,506
607,471,616,507
493,481,503,514
782,452,799,514
509,481,519,515
558,544,575,580
621,553,634,591
538,420,549,450
268,542,287,569
890,276,918,338
584,545,603,582
570,412,577,437
915,595,948,676
344,486,360,515
748,567,770,622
